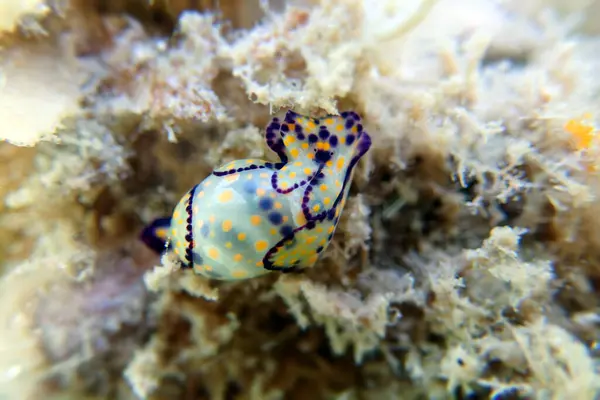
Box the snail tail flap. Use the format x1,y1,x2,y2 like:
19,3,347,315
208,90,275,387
140,217,172,254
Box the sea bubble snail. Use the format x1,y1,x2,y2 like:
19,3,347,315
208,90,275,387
141,110,372,281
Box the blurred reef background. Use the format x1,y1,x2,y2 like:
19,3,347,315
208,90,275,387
1,0,599,399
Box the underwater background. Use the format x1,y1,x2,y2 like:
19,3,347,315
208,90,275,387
0,0,599,399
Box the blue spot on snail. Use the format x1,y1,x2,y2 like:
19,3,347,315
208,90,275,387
140,110,372,280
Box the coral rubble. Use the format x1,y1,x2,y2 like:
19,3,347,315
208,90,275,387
0,0,599,399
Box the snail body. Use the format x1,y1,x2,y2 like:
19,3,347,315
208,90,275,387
141,110,372,280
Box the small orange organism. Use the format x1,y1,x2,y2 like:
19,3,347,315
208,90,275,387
565,113,597,151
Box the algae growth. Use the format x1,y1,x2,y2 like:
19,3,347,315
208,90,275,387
0,1,599,399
